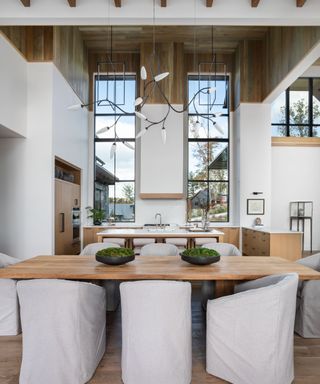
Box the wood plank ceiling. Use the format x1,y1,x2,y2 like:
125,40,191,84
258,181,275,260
79,25,268,54
19,0,308,7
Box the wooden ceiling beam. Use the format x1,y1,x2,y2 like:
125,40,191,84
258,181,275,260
251,0,260,7
206,0,213,7
67,0,76,7
296,0,306,7
114,0,121,7
161,0,167,7
20,0,30,6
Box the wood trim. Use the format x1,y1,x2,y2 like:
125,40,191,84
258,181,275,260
114,0,121,7
67,0,76,7
206,0,213,7
139,193,184,199
297,0,306,7
20,0,30,6
251,0,260,7
272,137,320,147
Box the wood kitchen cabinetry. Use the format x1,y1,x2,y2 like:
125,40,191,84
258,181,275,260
242,227,302,261
55,157,81,255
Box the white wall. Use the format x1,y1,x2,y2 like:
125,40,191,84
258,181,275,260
0,63,54,259
1,0,320,25
140,104,184,195
0,34,27,137
52,65,89,219
237,103,272,228
271,146,320,251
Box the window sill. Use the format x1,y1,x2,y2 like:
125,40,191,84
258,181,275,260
272,137,320,147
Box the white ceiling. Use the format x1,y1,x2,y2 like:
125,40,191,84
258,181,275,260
0,0,320,26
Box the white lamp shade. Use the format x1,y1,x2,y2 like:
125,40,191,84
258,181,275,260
110,143,116,159
96,126,109,135
122,141,135,150
135,111,147,120
161,127,167,144
140,66,147,80
214,122,224,135
136,128,148,139
154,72,169,82
134,97,144,107
67,104,82,111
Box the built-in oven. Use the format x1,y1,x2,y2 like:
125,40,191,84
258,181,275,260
72,208,81,241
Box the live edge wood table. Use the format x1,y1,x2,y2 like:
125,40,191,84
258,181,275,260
96,228,225,249
1,255,319,297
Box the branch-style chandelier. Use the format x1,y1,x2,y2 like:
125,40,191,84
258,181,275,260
68,0,227,148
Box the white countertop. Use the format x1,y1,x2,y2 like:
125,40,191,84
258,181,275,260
243,226,303,234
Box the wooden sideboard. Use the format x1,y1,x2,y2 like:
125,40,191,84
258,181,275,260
83,226,240,249
242,227,302,261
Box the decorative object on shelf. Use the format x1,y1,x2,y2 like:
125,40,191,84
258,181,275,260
254,217,264,227
86,206,106,226
247,199,265,215
67,0,226,145
180,247,220,265
95,247,135,265
289,201,313,252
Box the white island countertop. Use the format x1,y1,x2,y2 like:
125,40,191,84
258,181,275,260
243,226,303,234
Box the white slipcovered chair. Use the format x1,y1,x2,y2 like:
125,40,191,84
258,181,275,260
81,242,120,311
206,273,299,384
17,279,106,384
0,252,21,336
201,243,241,307
120,280,192,384
295,253,320,337
140,243,179,256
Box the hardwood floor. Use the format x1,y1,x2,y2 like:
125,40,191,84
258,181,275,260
0,287,320,384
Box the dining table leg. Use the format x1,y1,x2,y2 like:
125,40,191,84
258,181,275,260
215,280,235,298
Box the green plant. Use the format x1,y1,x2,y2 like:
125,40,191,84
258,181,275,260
86,206,105,224
95,247,134,257
181,247,220,257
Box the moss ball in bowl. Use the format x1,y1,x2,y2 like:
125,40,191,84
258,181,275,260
95,247,135,265
180,247,220,265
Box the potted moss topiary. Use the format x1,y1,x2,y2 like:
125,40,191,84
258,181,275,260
95,247,135,265
180,247,220,265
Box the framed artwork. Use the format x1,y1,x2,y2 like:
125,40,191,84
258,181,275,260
247,199,265,215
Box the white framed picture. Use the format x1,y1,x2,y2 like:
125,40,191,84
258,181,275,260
247,199,265,215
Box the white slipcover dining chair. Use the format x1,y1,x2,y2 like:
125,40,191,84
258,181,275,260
201,243,241,307
140,243,179,256
0,253,21,336
206,273,299,384
17,279,106,384
120,280,192,384
81,242,120,311
295,253,320,337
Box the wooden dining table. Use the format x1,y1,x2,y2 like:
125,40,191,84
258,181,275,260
1,255,319,297
96,228,225,248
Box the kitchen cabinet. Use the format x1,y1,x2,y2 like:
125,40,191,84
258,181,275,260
242,227,302,261
54,158,81,255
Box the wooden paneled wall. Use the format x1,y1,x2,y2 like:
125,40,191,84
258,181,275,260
140,42,185,104
265,27,320,99
53,26,88,104
0,26,88,104
234,39,265,107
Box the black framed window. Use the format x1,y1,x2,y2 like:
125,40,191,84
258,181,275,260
94,74,136,222
272,77,320,137
187,75,229,222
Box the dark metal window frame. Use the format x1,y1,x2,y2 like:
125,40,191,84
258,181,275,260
94,74,136,222
187,74,230,223
272,77,320,137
